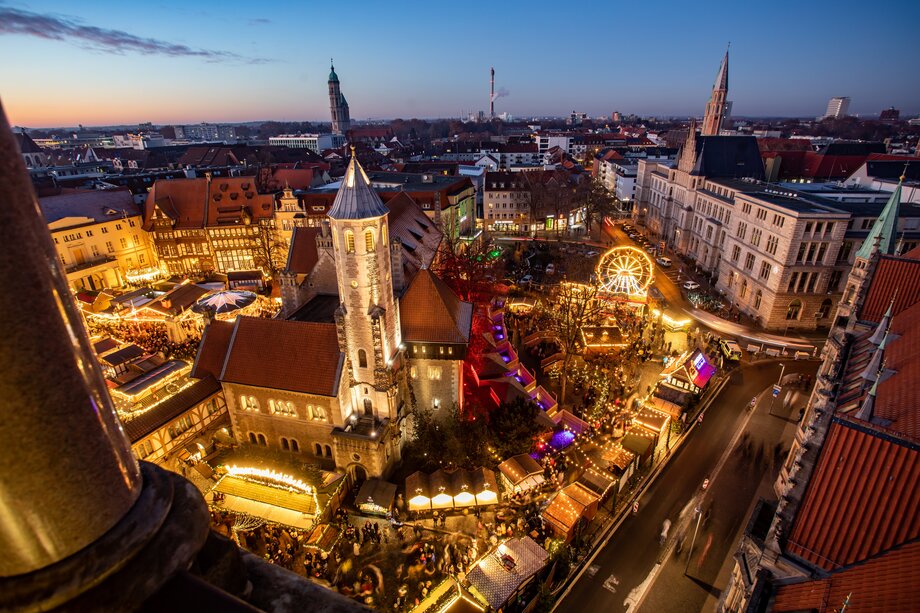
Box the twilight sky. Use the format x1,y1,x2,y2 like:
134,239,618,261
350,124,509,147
1,0,918,128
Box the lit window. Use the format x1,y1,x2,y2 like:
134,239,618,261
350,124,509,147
428,366,442,380
365,229,375,252
345,230,355,253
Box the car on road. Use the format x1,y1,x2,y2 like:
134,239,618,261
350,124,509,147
585,250,599,257
656,257,672,267
520,274,533,285
545,263,555,275
719,339,743,361
683,280,700,291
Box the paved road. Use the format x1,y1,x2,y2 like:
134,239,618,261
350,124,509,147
556,359,819,613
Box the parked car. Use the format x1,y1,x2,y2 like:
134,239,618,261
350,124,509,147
719,339,743,361
656,257,672,267
683,281,700,290
585,250,599,257
545,263,556,275
520,274,534,285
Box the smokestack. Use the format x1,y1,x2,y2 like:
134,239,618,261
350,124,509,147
490,66,495,119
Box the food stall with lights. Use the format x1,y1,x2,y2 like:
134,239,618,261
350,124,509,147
356,478,397,517
466,537,549,612
498,453,545,494
405,468,500,513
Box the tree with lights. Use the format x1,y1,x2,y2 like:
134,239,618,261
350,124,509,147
546,266,603,406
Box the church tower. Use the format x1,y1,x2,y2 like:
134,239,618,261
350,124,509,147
701,48,729,136
328,60,351,136
328,152,400,421
836,177,904,326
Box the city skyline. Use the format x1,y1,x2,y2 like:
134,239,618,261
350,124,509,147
1,0,919,128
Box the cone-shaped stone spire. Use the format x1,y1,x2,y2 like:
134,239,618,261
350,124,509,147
855,376,879,422
869,297,894,345
855,179,902,261
327,152,388,220
860,332,889,384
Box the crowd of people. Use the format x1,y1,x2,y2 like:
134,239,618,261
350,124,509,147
86,317,201,361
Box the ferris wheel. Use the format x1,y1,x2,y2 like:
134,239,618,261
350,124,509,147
596,246,654,298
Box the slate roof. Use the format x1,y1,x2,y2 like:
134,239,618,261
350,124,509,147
773,540,920,613
122,376,222,442
786,417,920,571
385,191,442,279
14,132,43,154
862,157,920,181
206,316,344,397
327,156,388,220
400,268,473,344
39,189,141,225
683,135,765,180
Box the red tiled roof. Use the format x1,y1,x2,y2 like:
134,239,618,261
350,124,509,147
219,317,343,397
773,540,920,613
143,177,274,231
786,418,920,571
191,320,235,379
872,300,920,438
858,252,920,323
285,226,321,274
400,268,473,344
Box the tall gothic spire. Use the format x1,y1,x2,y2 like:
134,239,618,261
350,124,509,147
714,47,729,91
859,332,889,385
855,177,903,261
328,153,388,220
701,47,729,136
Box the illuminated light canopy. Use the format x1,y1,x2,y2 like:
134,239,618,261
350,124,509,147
226,465,312,493
596,246,654,299
124,266,162,284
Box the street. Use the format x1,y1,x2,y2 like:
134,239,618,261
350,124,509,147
556,359,818,613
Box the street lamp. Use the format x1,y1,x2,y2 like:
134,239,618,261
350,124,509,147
768,362,786,416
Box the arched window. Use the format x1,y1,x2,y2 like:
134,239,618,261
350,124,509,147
754,289,763,310
740,279,748,299
786,300,802,321
819,298,833,319
382,225,388,247
314,443,323,456
312,405,327,421
271,400,296,417
345,230,355,253
281,437,290,451
240,395,259,411
358,349,368,368
324,445,332,458
248,432,257,444
365,229,375,252
257,433,267,446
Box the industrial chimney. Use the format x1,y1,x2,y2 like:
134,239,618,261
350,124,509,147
490,66,495,119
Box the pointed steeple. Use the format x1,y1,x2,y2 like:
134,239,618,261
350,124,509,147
714,46,729,91
855,178,903,261
328,152,388,220
868,297,895,345
859,332,889,384
855,377,879,422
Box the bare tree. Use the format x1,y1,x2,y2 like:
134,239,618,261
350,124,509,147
579,179,617,237
432,229,497,302
546,261,603,405
254,221,288,277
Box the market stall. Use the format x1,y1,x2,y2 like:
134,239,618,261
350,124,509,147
356,478,397,517
498,454,545,494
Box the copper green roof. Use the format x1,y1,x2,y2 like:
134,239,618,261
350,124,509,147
855,180,902,261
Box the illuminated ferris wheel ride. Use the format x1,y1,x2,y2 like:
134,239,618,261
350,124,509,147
596,246,654,300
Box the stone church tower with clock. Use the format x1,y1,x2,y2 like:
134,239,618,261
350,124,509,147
327,154,402,425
